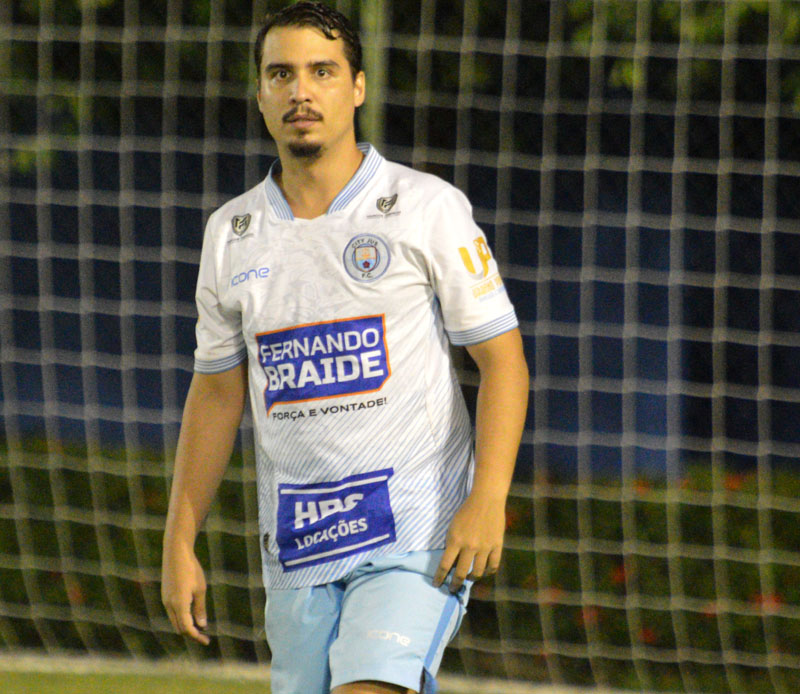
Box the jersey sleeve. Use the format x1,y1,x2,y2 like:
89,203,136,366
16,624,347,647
193,215,247,374
423,185,519,346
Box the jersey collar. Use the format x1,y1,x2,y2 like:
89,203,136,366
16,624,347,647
265,143,383,221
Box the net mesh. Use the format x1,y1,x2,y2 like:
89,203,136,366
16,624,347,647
3,1,800,692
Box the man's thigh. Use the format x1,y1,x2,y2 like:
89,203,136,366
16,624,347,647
265,581,344,694
329,551,470,694
264,551,469,694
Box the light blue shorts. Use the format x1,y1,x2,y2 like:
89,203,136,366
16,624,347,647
264,550,470,694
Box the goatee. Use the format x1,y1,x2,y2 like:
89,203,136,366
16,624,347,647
288,141,323,159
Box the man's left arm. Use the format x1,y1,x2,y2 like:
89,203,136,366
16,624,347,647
433,327,529,592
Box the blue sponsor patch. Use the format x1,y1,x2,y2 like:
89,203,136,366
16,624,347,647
276,469,396,571
256,315,390,413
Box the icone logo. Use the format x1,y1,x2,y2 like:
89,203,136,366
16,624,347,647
367,630,411,647
458,237,492,280
231,266,270,286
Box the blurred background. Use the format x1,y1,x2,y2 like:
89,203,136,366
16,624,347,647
3,0,800,692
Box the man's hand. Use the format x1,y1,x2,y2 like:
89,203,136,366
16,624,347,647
161,543,210,646
432,491,506,592
433,328,528,594
161,367,248,647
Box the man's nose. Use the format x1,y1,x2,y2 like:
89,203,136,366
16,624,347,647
290,73,311,103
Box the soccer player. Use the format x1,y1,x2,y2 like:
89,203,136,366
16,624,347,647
161,2,529,693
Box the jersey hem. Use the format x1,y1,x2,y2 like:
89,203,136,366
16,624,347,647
263,539,448,590
447,310,519,346
193,348,247,374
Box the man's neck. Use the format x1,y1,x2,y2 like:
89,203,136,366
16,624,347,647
276,139,365,220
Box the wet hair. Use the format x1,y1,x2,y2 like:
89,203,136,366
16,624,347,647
254,1,363,79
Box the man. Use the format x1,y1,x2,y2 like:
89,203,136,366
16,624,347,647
161,2,529,693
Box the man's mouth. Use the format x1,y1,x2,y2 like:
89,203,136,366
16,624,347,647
284,108,322,124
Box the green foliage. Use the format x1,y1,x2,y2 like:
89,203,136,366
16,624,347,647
4,440,800,690
562,0,800,105
498,461,800,689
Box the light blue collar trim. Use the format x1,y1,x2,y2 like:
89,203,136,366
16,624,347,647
265,143,383,221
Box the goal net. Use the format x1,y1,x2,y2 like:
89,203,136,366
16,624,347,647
3,1,800,692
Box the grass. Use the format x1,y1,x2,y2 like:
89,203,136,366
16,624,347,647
0,668,487,694
1,670,272,694
0,656,273,694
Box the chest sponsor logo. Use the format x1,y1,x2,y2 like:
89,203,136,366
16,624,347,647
256,315,390,413
343,234,391,282
276,469,396,571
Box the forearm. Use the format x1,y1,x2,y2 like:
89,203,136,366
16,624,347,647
468,328,529,501
163,365,248,552
434,329,528,589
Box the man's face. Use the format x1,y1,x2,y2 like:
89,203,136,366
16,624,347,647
256,26,365,159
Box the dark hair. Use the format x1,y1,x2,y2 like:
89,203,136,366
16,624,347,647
254,1,363,79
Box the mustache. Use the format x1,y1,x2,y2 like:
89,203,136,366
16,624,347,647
283,106,323,122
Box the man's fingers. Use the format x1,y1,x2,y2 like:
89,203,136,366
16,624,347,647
192,588,208,631
467,551,489,581
179,605,211,646
486,547,502,576
433,545,460,587
448,550,475,593
165,604,180,635
165,595,210,646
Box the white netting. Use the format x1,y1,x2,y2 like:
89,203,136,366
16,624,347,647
3,1,800,692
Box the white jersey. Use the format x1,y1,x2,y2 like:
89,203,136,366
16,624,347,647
193,144,518,589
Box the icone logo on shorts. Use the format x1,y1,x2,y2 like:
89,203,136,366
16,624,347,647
256,315,391,413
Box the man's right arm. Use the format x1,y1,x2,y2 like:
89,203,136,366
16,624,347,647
161,363,248,645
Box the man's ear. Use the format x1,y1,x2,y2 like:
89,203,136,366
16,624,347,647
354,70,366,108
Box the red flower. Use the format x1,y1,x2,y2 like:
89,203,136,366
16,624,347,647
610,564,627,586
702,601,717,618
638,626,658,645
505,508,521,531
538,586,565,605
724,473,745,492
751,592,784,614
65,579,86,606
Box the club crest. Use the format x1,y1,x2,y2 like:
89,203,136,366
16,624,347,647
355,244,379,272
343,234,391,282
231,213,251,235
376,194,398,214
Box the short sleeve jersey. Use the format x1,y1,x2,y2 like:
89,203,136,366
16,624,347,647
194,144,518,589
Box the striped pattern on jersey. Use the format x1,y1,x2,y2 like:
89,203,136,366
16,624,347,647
192,144,518,588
